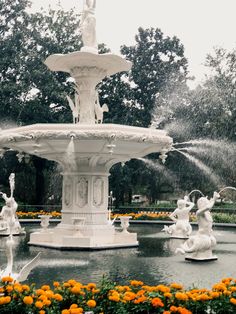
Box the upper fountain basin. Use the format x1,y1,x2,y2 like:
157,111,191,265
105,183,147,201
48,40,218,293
44,51,132,78
0,124,172,168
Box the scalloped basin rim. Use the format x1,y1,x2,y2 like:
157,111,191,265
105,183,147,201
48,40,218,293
44,51,132,75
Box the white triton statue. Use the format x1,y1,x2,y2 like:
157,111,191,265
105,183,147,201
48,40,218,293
176,191,220,261
94,91,109,123
81,0,97,52
0,173,25,236
162,196,194,238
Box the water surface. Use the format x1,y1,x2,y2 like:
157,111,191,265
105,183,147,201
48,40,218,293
0,223,235,288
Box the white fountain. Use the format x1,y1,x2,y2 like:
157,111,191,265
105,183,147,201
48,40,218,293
0,0,172,249
0,173,25,236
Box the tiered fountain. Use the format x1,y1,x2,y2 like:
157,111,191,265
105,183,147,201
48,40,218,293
0,0,172,249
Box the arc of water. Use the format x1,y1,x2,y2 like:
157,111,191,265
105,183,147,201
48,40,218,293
188,190,205,198
218,186,236,194
172,148,222,187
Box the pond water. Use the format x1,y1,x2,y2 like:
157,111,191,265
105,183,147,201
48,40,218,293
0,223,236,288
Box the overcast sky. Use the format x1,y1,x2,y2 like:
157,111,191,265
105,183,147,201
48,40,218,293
30,0,236,87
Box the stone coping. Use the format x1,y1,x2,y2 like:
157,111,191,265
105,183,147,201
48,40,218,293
18,219,236,227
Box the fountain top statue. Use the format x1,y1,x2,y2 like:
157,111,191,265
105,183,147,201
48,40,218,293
81,0,97,53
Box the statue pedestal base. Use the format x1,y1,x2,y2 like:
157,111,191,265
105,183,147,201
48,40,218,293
185,256,218,262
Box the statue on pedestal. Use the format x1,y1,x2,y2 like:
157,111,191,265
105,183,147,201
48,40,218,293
0,173,25,236
162,196,194,238
81,0,97,52
176,191,220,261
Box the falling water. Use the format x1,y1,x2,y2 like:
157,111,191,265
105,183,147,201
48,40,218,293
138,157,178,183
173,149,222,187
65,136,76,170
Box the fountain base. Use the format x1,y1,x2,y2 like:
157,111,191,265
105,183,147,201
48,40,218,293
29,224,138,250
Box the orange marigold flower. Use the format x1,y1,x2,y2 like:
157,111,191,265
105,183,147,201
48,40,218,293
170,283,183,290
35,301,44,309
175,292,188,301
230,287,236,292
53,281,60,288
130,280,144,286
230,297,236,305
164,292,172,298
151,297,164,307
109,294,120,302
61,310,70,314
170,305,178,312
6,285,13,293
23,296,34,305
0,296,11,305
1,276,13,283
123,291,136,301
22,284,30,292
71,285,81,294
87,299,96,308
68,279,77,286
41,285,50,291
70,309,83,314
87,283,97,290
53,293,63,301
70,304,78,309
36,289,45,295
39,311,46,314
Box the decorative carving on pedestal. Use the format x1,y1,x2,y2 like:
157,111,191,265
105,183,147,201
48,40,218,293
76,177,88,207
64,178,73,207
93,177,104,206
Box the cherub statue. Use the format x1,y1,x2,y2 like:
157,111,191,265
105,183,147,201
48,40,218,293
94,91,109,123
0,173,24,235
162,196,194,238
176,191,220,261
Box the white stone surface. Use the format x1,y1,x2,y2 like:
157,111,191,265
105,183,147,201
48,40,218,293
162,196,194,239
176,192,220,261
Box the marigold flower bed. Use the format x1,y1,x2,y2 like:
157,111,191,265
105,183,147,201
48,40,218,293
1,276,236,313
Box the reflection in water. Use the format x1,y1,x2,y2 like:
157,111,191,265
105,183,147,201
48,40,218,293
0,223,236,288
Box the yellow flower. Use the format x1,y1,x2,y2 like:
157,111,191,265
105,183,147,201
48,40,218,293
87,299,96,308
23,296,34,305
